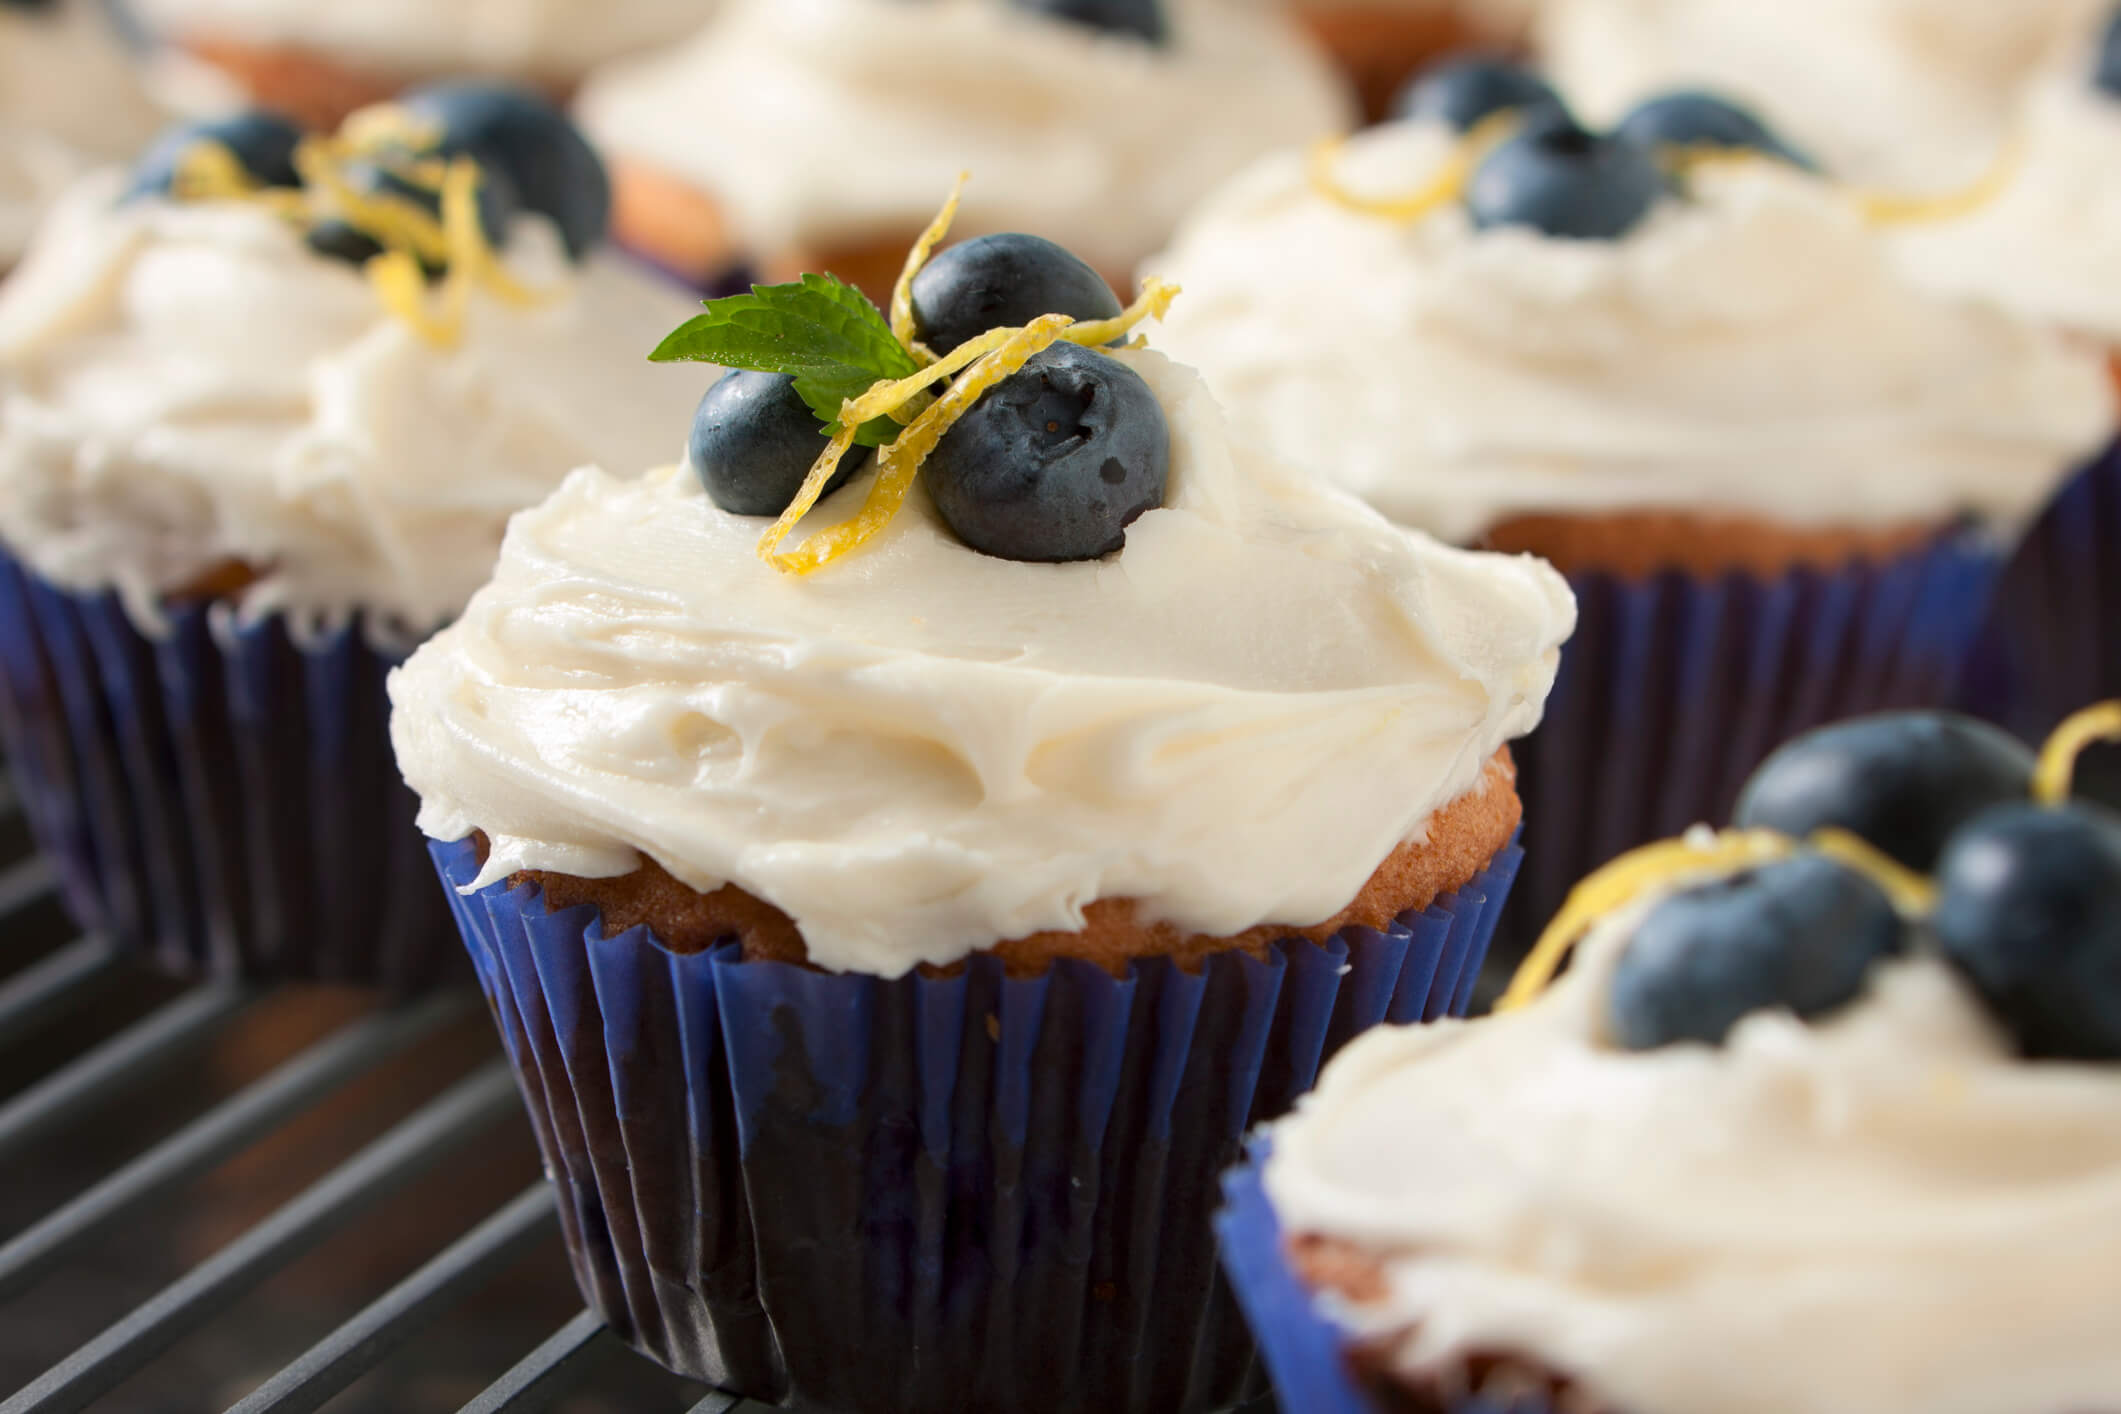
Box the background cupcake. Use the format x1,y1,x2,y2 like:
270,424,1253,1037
1148,85,2117,985
128,0,719,131
0,91,704,986
573,0,1355,296
1288,0,1537,121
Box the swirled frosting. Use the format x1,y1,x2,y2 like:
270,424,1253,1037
574,0,1355,278
387,350,1575,975
0,172,706,634
1146,128,2115,543
129,0,715,80
1538,0,2108,188
0,1,166,267
1263,894,2121,1414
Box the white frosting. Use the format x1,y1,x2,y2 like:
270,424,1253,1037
1538,0,2110,188
1264,901,2121,1414
0,1,166,267
1146,128,2116,543
0,173,707,634
130,0,716,79
387,350,1575,975
1895,73,2121,345
574,0,1356,277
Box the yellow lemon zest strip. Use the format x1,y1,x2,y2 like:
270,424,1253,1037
889,171,967,364
439,157,548,309
1064,275,1180,347
759,315,1073,575
1307,109,1519,224
339,102,445,155
366,249,460,345
2033,700,2121,805
1807,827,1937,917
1497,830,1796,1012
363,158,554,349
1855,130,2023,226
171,139,257,202
295,136,451,264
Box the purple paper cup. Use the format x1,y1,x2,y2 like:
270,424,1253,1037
434,829,1522,1413
0,548,462,989
1490,529,2000,996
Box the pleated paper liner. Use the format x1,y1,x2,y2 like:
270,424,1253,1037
0,549,461,989
1486,528,2000,1000
434,831,1521,1414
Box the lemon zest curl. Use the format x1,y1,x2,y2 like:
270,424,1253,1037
889,170,967,365
1853,130,2024,226
2034,700,2121,806
1307,109,1520,225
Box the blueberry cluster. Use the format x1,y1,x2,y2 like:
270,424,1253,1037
125,83,608,274
1387,58,1813,240
689,234,1171,565
1611,711,2121,1062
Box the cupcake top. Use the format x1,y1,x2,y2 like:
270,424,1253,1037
129,0,716,81
1263,707,2121,1414
1539,0,2106,187
0,0,168,265
1147,114,2115,544
389,216,1572,977
0,93,704,635
573,0,1355,278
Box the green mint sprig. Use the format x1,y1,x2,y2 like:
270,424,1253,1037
650,273,919,447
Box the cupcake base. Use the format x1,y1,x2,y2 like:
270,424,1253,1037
436,819,1522,1413
174,35,577,132
0,549,461,989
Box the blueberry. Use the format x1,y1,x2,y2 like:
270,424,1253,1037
1608,854,1905,1050
1008,0,1164,43
1616,90,1815,169
910,233,1124,358
924,342,1168,563
1464,113,1665,240
1933,802,2121,1060
127,111,304,201
306,157,519,274
1390,56,1565,133
398,83,609,258
1735,712,2035,873
2094,8,2121,98
688,371,871,518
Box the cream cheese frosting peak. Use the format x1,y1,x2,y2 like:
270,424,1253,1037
1146,129,2115,543
0,174,706,634
387,350,1574,976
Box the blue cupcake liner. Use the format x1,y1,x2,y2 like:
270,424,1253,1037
434,829,1521,1413
1493,529,2000,996
0,548,462,989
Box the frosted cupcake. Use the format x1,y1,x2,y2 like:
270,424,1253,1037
1288,0,1537,121
129,0,718,131
1148,83,2116,981
1220,705,2121,1414
393,210,1571,1409
0,89,704,986
573,0,1355,296
1,0,167,271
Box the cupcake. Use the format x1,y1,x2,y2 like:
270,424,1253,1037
1147,80,2117,984
391,211,1572,1409
1221,704,2121,1414
572,0,1355,297
128,0,717,132
0,88,705,987
1,0,167,271
1288,0,1536,122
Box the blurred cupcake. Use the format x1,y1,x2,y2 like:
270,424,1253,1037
1222,705,2121,1414
574,0,1354,297
1149,80,2116,983
128,0,718,131
1288,0,1536,121
1,0,167,271
0,88,704,986
393,216,1570,1410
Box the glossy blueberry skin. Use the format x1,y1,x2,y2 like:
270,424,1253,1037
1617,90,1816,169
1735,712,2036,872
924,342,1169,563
305,158,519,274
1933,802,2121,1061
1609,854,1904,1050
1464,114,1665,240
2095,8,2121,98
688,371,870,518
398,83,609,258
127,111,304,200
909,233,1124,358
1390,57,1564,133
1009,0,1164,43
